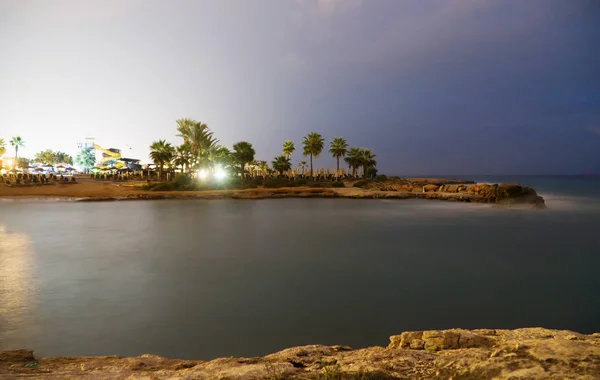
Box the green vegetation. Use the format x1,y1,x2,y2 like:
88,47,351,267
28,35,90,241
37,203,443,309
302,132,325,177
34,150,74,165
345,147,377,178
329,137,348,173
132,117,379,189
149,140,175,179
75,148,96,173
272,155,292,175
10,136,25,162
0,138,5,157
232,141,256,179
282,140,295,158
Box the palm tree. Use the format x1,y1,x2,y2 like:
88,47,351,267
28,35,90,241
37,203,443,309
176,118,218,168
210,145,234,168
302,132,324,177
149,140,175,180
359,148,377,178
344,147,362,177
282,140,295,158
10,136,25,169
272,155,292,176
173,144,192,174
329,137,348,173
298,161,307,174
257,160,269,177
232,141,255,179
76,148,96,173
0,138,5,157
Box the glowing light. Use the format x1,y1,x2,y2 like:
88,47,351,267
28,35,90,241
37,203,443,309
198,169,209,180
214,167,227,181
3,158,13,168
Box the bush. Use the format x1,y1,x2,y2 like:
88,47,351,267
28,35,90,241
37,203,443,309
366,167,378,178
353,179,372,188
264,178,295,188
174,174,192,189
374,175,388,182
294,178,308,186
147,182,177,191
332,181,345,188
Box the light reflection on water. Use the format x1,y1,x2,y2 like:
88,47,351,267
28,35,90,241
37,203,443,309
0,226,36,345
0,198,599,360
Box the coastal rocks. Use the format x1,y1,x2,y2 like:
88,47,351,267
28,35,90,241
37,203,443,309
423,184,440,192
3,328,599,379
388,329,493,351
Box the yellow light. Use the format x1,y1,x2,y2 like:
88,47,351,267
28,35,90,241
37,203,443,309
214,167,227,181
4,158,13,168
198,169,208,180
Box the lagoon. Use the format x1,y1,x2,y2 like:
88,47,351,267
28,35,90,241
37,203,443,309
1,183,600,360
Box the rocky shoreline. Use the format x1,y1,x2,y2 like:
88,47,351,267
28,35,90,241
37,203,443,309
2,328,598,379
0,178,546,208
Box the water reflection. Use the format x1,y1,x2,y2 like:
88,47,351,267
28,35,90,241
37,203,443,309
0,225,35,343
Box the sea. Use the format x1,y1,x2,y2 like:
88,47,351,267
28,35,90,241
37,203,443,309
1,175,599,359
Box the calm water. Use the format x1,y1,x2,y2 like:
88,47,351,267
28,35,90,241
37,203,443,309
1,176,600,360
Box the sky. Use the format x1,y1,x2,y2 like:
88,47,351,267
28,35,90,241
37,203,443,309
1,0,599,175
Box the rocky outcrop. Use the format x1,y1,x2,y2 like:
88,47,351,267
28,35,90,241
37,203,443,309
2,328,599,379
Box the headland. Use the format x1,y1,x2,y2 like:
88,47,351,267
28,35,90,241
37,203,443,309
0,176,546,208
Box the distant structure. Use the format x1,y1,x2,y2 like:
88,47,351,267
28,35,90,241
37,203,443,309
77,137,141,170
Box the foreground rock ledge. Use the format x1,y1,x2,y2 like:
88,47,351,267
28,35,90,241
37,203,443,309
2,328,599,379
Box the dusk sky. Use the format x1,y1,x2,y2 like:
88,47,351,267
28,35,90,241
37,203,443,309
1,0,599,174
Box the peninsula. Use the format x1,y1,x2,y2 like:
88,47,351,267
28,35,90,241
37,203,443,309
0,176,545,208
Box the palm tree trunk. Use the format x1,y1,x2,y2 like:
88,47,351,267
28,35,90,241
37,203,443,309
159,163,163,180
310,154,313,177
336,156,340,176
241,163,245,180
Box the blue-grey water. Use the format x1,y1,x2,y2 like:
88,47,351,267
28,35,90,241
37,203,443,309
1,175,600,360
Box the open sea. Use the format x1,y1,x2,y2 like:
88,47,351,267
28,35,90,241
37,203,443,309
1,175,599,359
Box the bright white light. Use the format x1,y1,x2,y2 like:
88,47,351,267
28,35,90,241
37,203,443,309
214,167,227,181
198,169,209,180
3,158,13,168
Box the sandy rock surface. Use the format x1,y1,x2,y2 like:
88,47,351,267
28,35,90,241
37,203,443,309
2,328,599,379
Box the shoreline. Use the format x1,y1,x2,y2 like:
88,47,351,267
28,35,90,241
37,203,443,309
0,178,546,207
2,327,599,378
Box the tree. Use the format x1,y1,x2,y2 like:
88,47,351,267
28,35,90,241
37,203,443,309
173,144,192,174
298,160,307,174
34,150,73,165
282,140,295,158
176,118,218,168
149,140,175,180
0,138,5,157
302,132,324,177
76,148,96,173
232,141,255,179
210,145,234,168
359,148,377,178
16,157,31,168
272,155,291,175
344,147,362,177
10,136,25,165
329,137,348,173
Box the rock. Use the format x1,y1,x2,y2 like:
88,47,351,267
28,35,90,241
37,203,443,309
389,329,493,351
0,350,35,363
2,328,599,379
423,184,440,192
